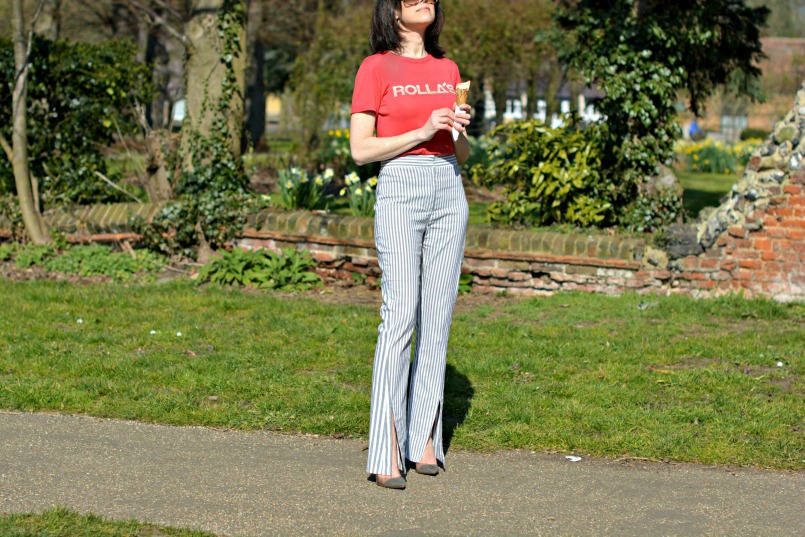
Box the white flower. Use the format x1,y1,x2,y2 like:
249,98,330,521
285,181,293,189
77,318,83,324
355,188,362,196
176,331,182,337
777,361,784,367
346,172,359,185
323,168,334,180
150,330,156,335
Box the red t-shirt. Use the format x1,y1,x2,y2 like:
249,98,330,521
351,51,461,157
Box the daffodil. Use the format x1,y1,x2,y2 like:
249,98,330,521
324,168,334,180
368,177,378,186
339,188,346,196
315,177,323,186
285,181,293,189
355,188,362,196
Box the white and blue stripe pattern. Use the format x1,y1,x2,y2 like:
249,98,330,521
366,154,469,476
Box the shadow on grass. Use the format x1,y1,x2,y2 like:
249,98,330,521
442,363,474,455
683,188,728,219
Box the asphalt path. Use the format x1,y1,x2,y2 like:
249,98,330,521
1,412,802,536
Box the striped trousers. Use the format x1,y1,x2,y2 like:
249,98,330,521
366,154,469,476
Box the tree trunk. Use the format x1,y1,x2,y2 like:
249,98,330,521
182,0,246,167
33,0,60,40
12,0,48,245
244,0,266,149
492,78,508,129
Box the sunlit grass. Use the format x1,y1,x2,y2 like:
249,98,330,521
1,279,802,469
0,506,214,536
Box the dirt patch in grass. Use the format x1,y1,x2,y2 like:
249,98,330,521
290,282,531,313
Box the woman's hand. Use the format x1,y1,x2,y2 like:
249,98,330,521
419,107,461,141
452,104,472,135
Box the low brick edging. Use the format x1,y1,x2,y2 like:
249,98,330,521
238,208,672,297
1,196,800,300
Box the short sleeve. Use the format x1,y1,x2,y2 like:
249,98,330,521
351,58,381,115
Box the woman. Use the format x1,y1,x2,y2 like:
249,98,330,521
350,0,472,489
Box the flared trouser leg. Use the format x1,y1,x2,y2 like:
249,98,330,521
366,155,468,476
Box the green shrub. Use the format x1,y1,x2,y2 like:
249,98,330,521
131,192,251,259
740,128,769,141
42,245,164,281
0,243,14,261
7,242,164,280
621,188,684,233
339,172,376,217
0,37,150,203
198,247,322,291
461,134,495,178
471,120,614,227
0,194,25,242
14,243,56,268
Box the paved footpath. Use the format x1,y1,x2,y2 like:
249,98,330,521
1,412,803,536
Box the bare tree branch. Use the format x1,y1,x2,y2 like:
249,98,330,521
149,0,184,22
94,171,144,203
0,132,12,163
13,0,46,97
124,0,188,46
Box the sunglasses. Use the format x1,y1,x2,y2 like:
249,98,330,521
402,0,438,7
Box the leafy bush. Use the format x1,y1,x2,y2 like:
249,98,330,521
0,194,25,242
275,167,334,211
197,247,321,291
0,243,15,261
740,128,769,141
340,172,376,217
131,191,251,259
0,37,150,203
621,188,684,233
461,134,495,178
43,245,164,281
471,120,614,227
7,242,164,281
14,244,56,268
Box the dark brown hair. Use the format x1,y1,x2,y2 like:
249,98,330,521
369,0,446,58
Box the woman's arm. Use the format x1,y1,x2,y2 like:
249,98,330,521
350,106,472,166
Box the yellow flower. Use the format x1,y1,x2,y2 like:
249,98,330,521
693,154,699,161
368,177,378,186
355,188,363,196
339,188,346,196
335,130,342,138
285,181,293,189
315,177,323,186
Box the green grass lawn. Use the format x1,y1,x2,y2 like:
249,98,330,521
0,507,214,536
677,170,739,219
1,279,802,469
